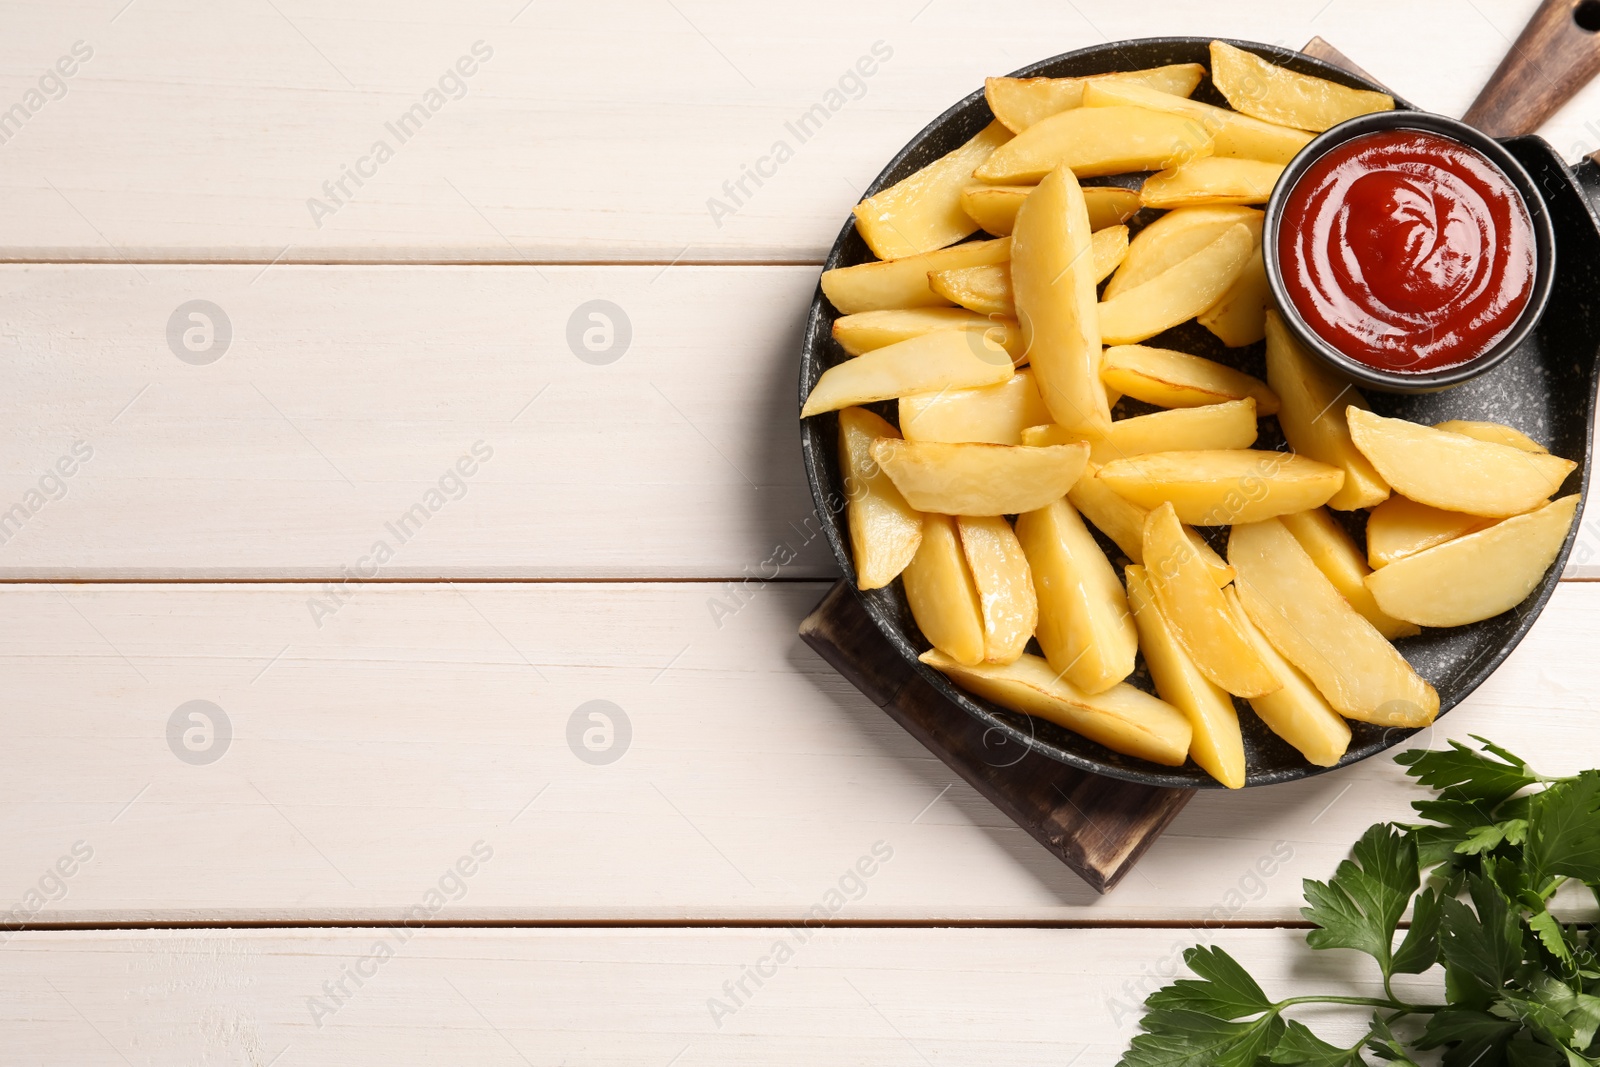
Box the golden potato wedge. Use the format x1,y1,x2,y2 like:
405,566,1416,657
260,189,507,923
1229,518,1438,727
1347,407,1576,518
1365,495,1498,569
1198,246,1270,347
983,64,1206,133
853,121,1012,260
1125,564,1245,787
904,514,985,666
802,329,1013,416
958,515,1038,664
1051,456,1232,584
1027,397,1258,465
1098,449,1345,526
974,106,1213,184
1098,223,1254,345
871,438,1090,516
932,227,1126,318
1102,205,1264,300
899,370,1050,445
1365,495,1579,627
1101,344,1278,414
1011,165,1111,437
958,185,1139,237
838,407,924,590
833,308,1026,360
1144,502,1280,697
1265,311,1388,510
1222,586,1352,768
821,236,1011,314
1210,40,1394,134
1433,419,1547,454
1139,157,1285,208
1089,224,1130,285
1015,496,1138,694
1279,507,1418,640
929,263,1012,317
960,185,1033,236
921,649,1192,766
1082,78,1314,164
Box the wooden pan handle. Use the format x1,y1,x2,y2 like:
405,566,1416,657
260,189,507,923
1463,0,1600,137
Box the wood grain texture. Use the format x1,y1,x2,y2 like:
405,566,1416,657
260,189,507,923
0,926,1437,1066
0,0,1594,262
800,580,1194,894
1464,0,1600,137
0,579,1593,924
0,264,832,578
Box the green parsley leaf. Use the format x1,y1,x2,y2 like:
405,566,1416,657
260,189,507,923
1119,1008,1284,1067
1270,1019,1362,1067
1527,772,1600,887
1397,737,1537,806
1393,887,1443,975
1527,909,1573,965
1145,946,1272,1019
1302,824,1418,975
1416,1007,1519,1067
1439,874,1526,1007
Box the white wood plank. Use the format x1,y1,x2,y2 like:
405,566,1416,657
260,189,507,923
0,0,1583,262
0,926,1428,1065
1,262,1595,579
0,263,835,578
0,579,1593,925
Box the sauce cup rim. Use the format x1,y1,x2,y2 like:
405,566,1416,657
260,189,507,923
1262,109,1557,394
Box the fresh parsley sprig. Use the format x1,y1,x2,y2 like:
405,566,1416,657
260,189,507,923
1120,737,1600,1067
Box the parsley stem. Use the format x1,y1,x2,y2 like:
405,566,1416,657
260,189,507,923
1275,995,1445,1014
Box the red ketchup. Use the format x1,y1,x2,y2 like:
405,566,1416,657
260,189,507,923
1277,129,1535,374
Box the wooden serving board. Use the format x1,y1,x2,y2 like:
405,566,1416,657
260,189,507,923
799,37,1376,894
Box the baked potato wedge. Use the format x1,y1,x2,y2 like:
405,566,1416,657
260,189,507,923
1347,407,1576,517
1126,564,1245,788
821,236,1011,314
1103,205,1264,301
1144,502,1280,697
1082,77,1314,164
984,64,1206,132
1279,507,1418,639
1365,495,1579,627
974,106,1213,183
899,370,1050,445
903,514,986,666
1223,586,1352,768
1209,40,1394,134
1433,419,1547,453
1015,495,1139,694
1265,310,1389,509
1229,518,1438,727
959,185,1140,237
1101,344,1278,414
1139,157,1285,209
958,515,1038,664
838,407,924,590
802,329,1013,416
921,649,1192,766
1025,397,1258,465
1365,494,1498,569
832,308,1026,360
929,263,1013,317
1011,165,1112,436
1097,449,1345,525
853,121,1012,259
1196,246,1270,347
1099,223,1254,345
871,439,1090,516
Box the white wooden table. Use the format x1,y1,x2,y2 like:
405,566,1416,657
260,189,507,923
2,2,1598,1062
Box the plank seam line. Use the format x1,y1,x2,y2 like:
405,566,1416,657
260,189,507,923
0,259,827,269
0,919,1332,932
0,576,836,586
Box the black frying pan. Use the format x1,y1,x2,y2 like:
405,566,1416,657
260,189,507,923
798,33,1600,788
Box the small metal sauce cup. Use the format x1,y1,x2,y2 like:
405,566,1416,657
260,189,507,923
1262,110,1558,394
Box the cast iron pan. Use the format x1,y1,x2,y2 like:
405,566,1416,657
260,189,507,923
799,36,1600,788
